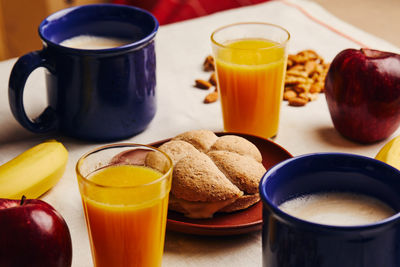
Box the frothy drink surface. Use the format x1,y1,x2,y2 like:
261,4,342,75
278,192,395,226
60,35,133,49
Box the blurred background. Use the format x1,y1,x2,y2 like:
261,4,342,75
0,0,398,61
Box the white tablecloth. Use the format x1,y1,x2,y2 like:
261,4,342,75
0,0,399,266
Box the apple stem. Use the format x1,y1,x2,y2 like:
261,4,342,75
20,195,26,205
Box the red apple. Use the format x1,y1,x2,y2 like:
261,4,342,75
0,197,72,267
325,48,400,143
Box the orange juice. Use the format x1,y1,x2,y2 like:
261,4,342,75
214,38,287,139
81,165,169,267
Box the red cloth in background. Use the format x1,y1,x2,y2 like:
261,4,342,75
112,0,269,25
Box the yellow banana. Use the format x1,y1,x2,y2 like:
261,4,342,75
375,135,400,170
0,140,68,199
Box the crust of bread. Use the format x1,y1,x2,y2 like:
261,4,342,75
173,129,218,152
146,140,200,167
219,194,260,213
209,135,262,162
144,150,170,173
169,194,239,219
207,150,266,194
172,152,243,202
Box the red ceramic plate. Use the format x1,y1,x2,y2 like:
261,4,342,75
148,132,292,236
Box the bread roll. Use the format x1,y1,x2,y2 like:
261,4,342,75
207,150,266,194
173,129,218,152
209,135,262,162
145,130,266,218
172,152,243,202
146,140,200,170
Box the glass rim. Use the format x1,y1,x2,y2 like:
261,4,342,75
211,22,290,50
76,143,173,189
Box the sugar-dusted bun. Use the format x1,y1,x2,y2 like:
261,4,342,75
172,152,243,202
209,135,262,163
173,129,218,152
207,150,266,194
219,194,260,213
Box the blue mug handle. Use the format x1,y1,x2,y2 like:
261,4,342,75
9,51,59,133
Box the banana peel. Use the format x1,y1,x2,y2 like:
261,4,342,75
0,140,68,199
375,135,400,170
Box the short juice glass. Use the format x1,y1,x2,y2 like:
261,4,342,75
76,144,173,267
211,22,290,139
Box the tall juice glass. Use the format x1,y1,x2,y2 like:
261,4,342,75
211,23,290,139
76,144,173,267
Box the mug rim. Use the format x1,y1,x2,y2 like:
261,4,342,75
259,152,400,232
38,3,159,53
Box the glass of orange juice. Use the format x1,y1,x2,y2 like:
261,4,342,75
76,144,173,267
211,22,290,139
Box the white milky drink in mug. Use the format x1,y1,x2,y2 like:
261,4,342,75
278,192,395,226
60,35,134,49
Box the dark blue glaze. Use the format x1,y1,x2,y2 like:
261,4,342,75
259,153,400,267
9,4,159,141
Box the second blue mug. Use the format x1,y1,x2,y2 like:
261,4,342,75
9,4,159,141
260,153,400,267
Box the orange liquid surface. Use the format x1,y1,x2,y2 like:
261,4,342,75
215,38,286,139
82,165,169,267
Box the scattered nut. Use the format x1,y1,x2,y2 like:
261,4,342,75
285,75,308,86
203,55,215,71
284,49,329,106
304,60,317,74
310,82,324,93
195,55,218,103
286,69,309,79
286,58,294,68
289,49,320,64
195,79,212,89
209,72,217,86
204,91,219,103
288,97,308,107
294,83,312,93
283,90,297,100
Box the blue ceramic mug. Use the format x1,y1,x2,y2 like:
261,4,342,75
260,153,400,267
9,4,158,141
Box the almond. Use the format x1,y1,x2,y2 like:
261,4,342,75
195,79,212,89
209,72,217,86
283,90,297,100
204,91,219,103
288,97,308,107
203,55,215,71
